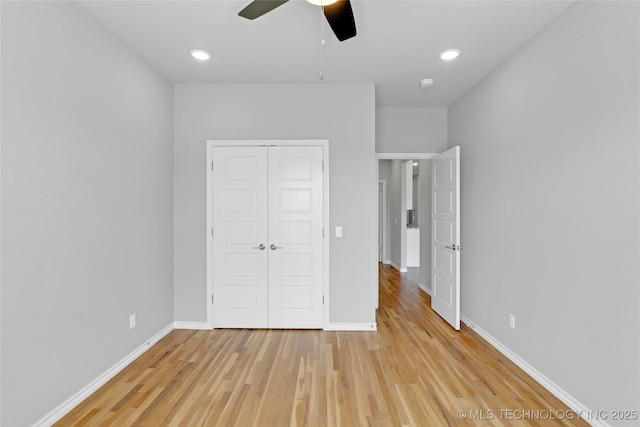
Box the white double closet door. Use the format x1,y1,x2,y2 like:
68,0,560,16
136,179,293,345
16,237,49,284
212,145,324,329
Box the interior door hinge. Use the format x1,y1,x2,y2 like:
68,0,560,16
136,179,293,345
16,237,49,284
212,294,214,304
322,228,324,238
322,161,324,171
322,295,325,304
211,161,214,171
211,228,214,238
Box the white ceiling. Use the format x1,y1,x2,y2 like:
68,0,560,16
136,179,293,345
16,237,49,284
79,0,572,107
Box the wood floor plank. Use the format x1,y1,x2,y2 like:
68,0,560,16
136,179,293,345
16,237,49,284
54,264,589,426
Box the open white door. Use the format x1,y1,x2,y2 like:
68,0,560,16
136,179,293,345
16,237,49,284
431,146,461,330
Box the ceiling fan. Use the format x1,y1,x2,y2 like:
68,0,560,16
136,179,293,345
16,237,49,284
238,0,357,42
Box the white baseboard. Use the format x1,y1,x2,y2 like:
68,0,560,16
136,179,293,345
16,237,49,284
382,259,391,265
388,261,407,273
35,315,603,427
460,314,610,427
326,323,377,331
173,321,211,330
33,323,174,427
418,282,431,295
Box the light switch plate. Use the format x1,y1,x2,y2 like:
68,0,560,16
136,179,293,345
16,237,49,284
335,226,342,237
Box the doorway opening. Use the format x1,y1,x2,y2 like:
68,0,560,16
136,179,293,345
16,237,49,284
376,153,435,310
376,149,461,330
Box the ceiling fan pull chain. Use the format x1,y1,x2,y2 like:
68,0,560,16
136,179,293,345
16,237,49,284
320,5,325,80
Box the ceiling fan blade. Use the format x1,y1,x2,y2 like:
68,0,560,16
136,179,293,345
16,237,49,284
238,0,289,20
323,0,356,42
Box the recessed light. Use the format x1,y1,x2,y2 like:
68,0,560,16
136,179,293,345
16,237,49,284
189,49,212,61
438,49,461,61
413,162,419,166
420,78,434,89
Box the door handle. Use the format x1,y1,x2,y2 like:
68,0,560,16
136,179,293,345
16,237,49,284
252,244,266,250
270,244,283,251
445,244,461,251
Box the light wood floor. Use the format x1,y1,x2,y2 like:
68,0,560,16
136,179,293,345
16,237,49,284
55,264,588,426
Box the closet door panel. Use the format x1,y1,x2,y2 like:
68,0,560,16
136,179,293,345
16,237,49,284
267,146,324,329
212,146,268,328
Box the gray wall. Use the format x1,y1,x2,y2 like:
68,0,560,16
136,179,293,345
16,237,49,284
418,160,431,291
173,84,377,325
1,2,174,425
448,1,640,420
378,160,392,263
387,160,403,269
411,173,419,223
376,107,447,153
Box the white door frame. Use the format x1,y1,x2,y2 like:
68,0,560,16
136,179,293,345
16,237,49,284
375,153,435,309
207,140,330,330
378,180,387,263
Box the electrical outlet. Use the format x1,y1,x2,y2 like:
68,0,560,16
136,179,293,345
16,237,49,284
508,313,516,330
130,313,136,330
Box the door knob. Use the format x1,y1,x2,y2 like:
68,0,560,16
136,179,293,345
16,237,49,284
270,244,283,250
252,243,266,250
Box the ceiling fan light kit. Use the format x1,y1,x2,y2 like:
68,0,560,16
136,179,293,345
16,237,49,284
238,0,356,42
306,0,338,5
